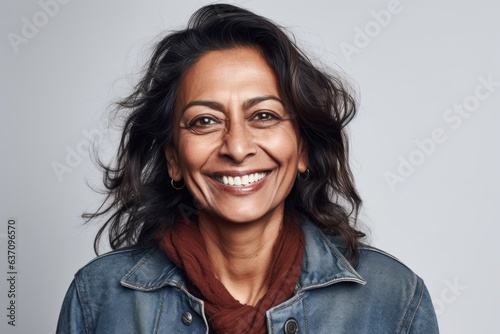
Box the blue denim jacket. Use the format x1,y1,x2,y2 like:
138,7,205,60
57,220,439,333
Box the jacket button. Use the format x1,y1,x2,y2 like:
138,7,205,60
284,318,299,334
181,311,192,325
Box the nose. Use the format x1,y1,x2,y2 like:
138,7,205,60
218,119,257,163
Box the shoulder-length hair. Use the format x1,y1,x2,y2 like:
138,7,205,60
87,4,365,264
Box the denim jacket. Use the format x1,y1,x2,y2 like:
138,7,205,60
57,220,439,333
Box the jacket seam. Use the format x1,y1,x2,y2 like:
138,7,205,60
404,278,425,334
75,274,92,334
317,229,363,279
397,275,417,333
272,292,304,312
268,318,275,334
81,247,141,267
397,276,424,334
121,248,157,282
298,276,366,292
359,245,414,272
153,289,166,334
121,279,182,291
120,248,184,291
267,294,304,334
302,292,309,334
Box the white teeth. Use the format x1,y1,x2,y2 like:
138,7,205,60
215,172,267,187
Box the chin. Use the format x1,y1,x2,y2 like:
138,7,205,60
220,212,265,225
214,205,281,225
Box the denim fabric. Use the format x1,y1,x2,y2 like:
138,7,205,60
57,220,439,333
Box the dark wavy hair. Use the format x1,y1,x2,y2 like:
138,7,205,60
86,4,365,264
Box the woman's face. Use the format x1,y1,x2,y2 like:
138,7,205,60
165,47,307,224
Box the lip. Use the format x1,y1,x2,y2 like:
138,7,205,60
209,169,271,177
208,170,271,195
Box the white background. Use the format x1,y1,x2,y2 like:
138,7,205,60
1,0,498,333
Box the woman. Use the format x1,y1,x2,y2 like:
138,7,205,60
57,4,439,333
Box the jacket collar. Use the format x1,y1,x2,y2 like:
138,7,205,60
121,219,365,292
297,220,365,291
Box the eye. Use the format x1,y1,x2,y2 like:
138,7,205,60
249,111,283,129
188,116,219,127
183,115,224,134
253,111,280,121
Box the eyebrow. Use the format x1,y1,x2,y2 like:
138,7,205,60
180,95,284,115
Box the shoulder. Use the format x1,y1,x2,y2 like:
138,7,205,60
324,233,421,286
336,237,432,318
336,235,423,292
357,244,419,283
300,219,421,290
59,247,187,333
74,247,152,281
354,245,439,333
301,228,438,332
301,221,424,297
321,232,427,304
73,245,184,292
356,244,426,306
72,246,166,298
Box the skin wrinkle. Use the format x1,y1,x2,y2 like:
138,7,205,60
198,209,282,305
179,95,285,116
164,47,308,305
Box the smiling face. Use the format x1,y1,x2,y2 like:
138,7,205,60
165,47,307,225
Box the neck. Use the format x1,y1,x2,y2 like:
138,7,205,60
197,210,284,305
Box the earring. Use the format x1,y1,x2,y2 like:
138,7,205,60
170,178,185,190
298,169,310,181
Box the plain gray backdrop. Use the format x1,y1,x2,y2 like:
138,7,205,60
1,0,499,333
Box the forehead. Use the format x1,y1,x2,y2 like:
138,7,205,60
177,47,281,103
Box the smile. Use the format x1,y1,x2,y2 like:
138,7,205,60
212,172,268,187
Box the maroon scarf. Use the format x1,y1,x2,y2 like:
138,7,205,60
159,217,304,334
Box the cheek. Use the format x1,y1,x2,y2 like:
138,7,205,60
176,134,218,173
256,128,300,162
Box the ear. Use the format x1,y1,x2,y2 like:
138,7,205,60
297,137,308,173
164,144,182,181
